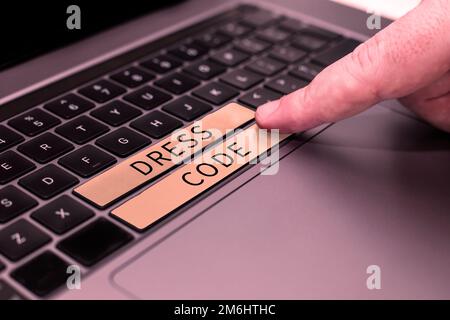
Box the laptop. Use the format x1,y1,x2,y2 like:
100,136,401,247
1,0,450,300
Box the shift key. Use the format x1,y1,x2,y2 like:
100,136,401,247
74,103,254,208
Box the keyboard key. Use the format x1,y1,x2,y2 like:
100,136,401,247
91,100,142,126
193,32,231,49
0,280,27,300
184,60,226,80
19,164,78,199
0,125,24,152
289,62,324,81
255,26,291,43
31,196,94,234
112,124,290,231
220,69,263,90
168,43,207,61
269,45,307,63
11,251,69,297
162,96,212,121
96,128,151,157
234,37,271,54
57,218,133,266
219,21,252,37
239,88,281,108
141,54,182,74
210,48,249,67
313,38,361,66
18,133,74,164
0,151,35,184
241,10,279,28
278,17,304,32
246,57,285,76
131,111,182,139
44,94,95,119
0,219,51,261
192,82,239,105
266,75,308,94
8,109,61,137
154,72,199,94
79,79,126,103
0,185,38,223
56,116,109,144
302,25,341,40
75,104,254,208
59,145,116,178
110,66,154,88
291,34,327,51
124,86,172,110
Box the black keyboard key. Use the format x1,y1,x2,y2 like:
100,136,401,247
154,72,199,94
57,218,133,266
44,94,95,119
131,111,183,139
210,48,249,67
0,280,27,300
8,109,61,137
91,100,142,126
241,10,279,28
269,45,307,63
302,25,341,40
31,196,94,234
289,62,324,81
96,128,151,157
0,185,37,223
0,151,35,184
192,82,239,105
278,17,304,32
313,38,361,66
291,34,328,51
193,32,231,49
79,79,126,103
19,164,78,199
219,21,252,37
239,88,281,109
0,219,51,261
110,66,154,88
141,54,182,74
246,57,285,76
0,125,24,152
11,251,69,297
265,75,308,95
55,116,109,144
162,96,212,121
168,43,207,61
220,69,264,90
18,133,74,164
123,86,172,110
59,145,116,178
255,26,291,43
234,37,271,54
184,60,226,80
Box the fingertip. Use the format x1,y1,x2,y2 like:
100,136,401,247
255,100,280,128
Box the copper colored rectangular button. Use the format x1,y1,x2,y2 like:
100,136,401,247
74,103,254,208
111,124,290,230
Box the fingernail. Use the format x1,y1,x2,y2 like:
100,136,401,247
256,100,279,120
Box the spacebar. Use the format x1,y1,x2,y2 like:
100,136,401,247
111,124,290,231
74,103,254,208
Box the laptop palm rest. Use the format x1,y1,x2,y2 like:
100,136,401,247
112,104,450,299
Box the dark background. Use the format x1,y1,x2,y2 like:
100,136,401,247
0,1,183,70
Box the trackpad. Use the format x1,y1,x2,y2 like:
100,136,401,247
112,105,450,299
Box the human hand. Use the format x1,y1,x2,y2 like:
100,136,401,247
256,0,450,133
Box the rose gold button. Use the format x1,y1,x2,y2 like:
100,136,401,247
111,124,290,231
74,103,254,208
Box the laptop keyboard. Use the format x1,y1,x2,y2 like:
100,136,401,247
0,4,360,298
